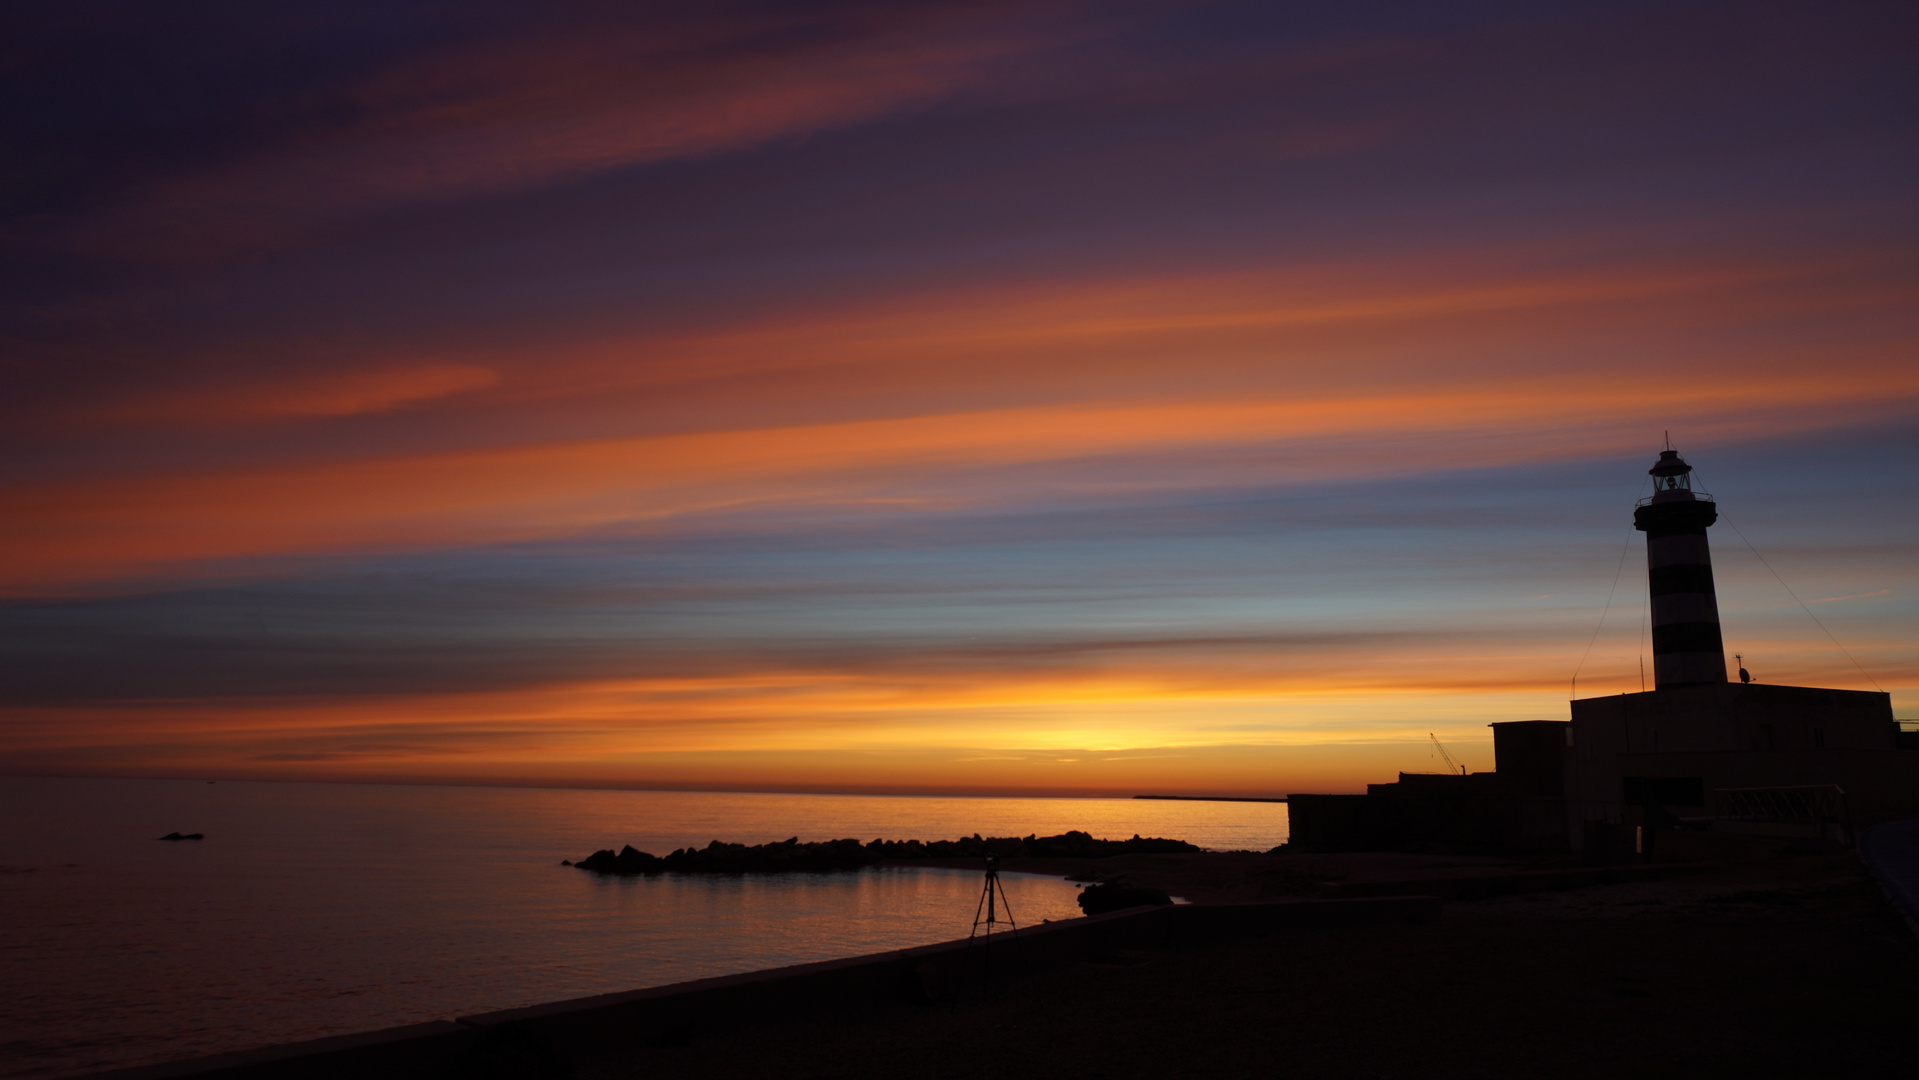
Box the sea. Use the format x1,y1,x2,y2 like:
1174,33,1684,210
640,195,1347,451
0,776,1288,1078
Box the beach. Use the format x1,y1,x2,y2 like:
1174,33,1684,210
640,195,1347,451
564,845,1918,1079
75,836,1919,1079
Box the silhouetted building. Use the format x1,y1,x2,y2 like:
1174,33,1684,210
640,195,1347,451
1288,449,1918,853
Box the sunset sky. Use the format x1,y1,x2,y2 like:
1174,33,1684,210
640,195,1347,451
3,0,1914,795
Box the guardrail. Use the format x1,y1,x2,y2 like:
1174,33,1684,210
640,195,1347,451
1709,784,1852,845
1635,490,1714,506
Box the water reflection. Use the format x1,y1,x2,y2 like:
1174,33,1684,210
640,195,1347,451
0,778,1284,1077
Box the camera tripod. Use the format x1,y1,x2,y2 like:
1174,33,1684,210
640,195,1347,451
963,853,1021,993
969,853,1020,943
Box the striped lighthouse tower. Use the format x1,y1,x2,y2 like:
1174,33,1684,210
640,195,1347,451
1632,449,1727,688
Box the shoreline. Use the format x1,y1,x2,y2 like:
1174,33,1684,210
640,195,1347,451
85,894,1440,1080
85,838,1919,1079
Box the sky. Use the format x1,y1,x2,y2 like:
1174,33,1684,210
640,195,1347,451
2,0,1914,796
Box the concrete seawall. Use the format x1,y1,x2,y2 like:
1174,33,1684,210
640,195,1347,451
85,896,1439,1080
1322,861,1700,901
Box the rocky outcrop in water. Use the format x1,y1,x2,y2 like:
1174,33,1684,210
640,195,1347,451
572,845,660,874
158,832,204,841
571,830,1198,875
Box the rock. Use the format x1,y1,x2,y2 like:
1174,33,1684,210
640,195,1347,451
1076,880,1173,915
158,832,204,841
573,845,664,874
573,848,617,872
613,845,661,873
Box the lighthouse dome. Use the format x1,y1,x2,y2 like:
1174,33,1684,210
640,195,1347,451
1647,450,1699,503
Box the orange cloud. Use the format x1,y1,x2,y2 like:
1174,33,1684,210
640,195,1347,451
7,360,1916,594
7,605,1902,793
0,660,1552,794
24,238,1916,596
1811,589,1891,604
56,235,1913,444
440,244,1903,408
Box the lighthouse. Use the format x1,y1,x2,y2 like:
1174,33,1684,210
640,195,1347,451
1632,449,1727,688
1289,444,1914,854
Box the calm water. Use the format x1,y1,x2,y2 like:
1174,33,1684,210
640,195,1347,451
0,777,1287,1078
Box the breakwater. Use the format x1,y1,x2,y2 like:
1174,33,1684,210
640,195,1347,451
569,829,1200,874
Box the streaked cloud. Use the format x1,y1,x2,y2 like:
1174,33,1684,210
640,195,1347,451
1811,589,1892,604
54,3,1114,262
3,0,1914,792
7,359,1914,593
91,363,501,425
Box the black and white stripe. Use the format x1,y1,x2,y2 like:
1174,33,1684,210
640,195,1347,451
1634,493,1726,688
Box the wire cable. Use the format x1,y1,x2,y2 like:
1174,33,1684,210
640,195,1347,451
1637,594,1647,693
1718,512,1884,692
1571,474,1648,699
1571,526,1635,699
1689,466,1884,692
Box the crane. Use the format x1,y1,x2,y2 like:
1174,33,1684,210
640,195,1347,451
1429,733,1466,776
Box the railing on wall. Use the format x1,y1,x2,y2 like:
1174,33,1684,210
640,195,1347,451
1709,784,1851,845
1634,489,1714,507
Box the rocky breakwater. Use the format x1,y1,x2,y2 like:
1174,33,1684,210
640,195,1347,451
567,830,1199,875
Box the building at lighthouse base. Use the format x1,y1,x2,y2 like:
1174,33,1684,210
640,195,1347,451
1286,683,1917,854
1565,682,1909,844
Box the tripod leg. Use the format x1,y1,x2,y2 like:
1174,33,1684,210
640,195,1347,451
969,874,990,941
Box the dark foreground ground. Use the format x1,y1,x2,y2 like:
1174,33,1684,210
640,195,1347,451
581,848,1918,1080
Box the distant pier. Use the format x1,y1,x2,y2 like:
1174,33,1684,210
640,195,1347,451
1132,795,1287,803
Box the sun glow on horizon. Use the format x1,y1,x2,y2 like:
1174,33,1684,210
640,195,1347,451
3,1,1914,792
